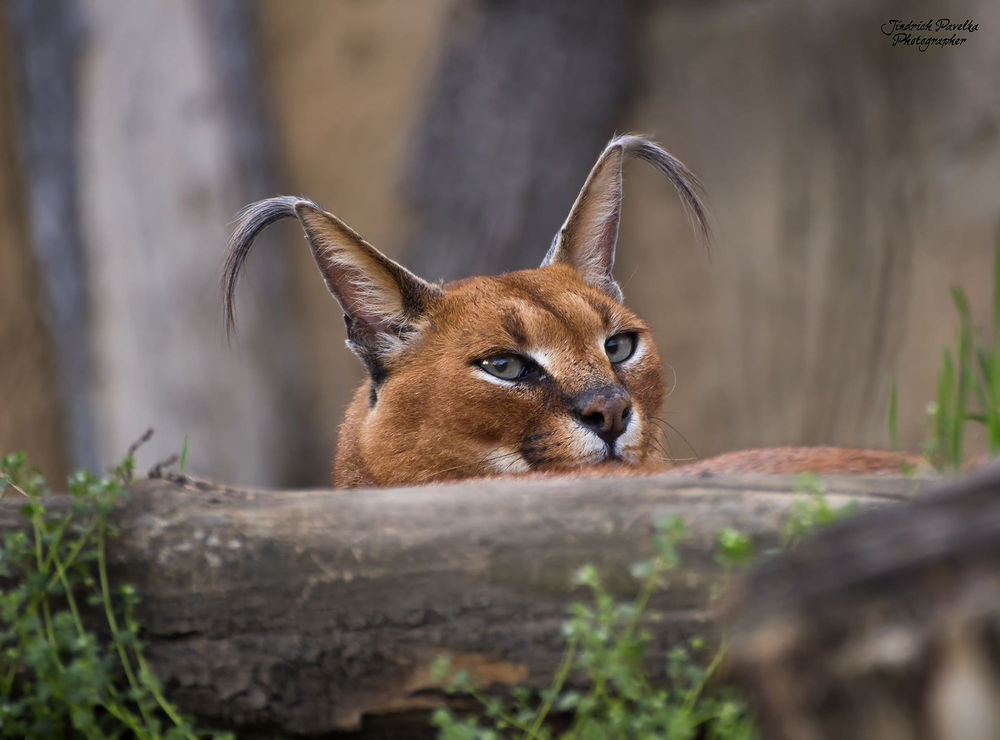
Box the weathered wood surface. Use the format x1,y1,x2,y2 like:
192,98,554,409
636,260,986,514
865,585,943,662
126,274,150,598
0,471,923,735
726,463,1000,740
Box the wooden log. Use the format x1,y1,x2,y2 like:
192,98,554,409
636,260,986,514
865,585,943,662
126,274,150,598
0,471,921,735
726,463,1000,740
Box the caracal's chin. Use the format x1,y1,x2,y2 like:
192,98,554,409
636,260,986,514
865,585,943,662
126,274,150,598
506,411,649,471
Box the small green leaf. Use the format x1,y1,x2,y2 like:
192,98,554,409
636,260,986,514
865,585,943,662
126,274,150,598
430,654,451,680
715,527,753,568
573,564,600,589
629,559,654,579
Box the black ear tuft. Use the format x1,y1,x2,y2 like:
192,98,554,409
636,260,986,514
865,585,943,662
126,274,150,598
223,196,304,338
542,135,711,301
223,197,442,381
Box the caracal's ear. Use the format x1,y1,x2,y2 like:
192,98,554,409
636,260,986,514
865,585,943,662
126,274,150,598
224,196,442,382
541,135,711,302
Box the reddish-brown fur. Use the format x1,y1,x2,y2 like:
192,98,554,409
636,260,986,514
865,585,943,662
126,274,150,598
674,447,923,476
334,264,664,486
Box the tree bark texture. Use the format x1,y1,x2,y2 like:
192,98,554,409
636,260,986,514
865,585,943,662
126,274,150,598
0,471,918,735
726,462,1000,740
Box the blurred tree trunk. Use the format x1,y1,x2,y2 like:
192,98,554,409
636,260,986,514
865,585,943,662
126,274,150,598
401,0,637,281
8,0,325,485
76,0,324,485
0,6,69,480
5,0,92,472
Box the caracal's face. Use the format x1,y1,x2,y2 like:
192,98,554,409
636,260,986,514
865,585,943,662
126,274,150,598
351,263,665,484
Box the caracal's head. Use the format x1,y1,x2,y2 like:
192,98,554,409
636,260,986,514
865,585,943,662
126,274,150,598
224,136,709,487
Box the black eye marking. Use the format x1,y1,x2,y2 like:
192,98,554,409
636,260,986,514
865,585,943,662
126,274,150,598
475,354,543,382
604,332,637,363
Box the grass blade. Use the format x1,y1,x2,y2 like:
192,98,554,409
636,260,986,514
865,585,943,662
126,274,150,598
994,239,1000,348
888,379,899,451
950,287,975,467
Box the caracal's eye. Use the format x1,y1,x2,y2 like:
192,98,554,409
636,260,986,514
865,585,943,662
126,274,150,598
604,332,637,363
478,354,527,380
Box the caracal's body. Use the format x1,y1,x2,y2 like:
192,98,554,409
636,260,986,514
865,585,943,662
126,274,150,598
225,136,913,486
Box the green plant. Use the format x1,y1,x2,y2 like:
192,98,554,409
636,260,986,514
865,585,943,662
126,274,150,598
179,435,190,474
919,241,1000,471
0,448,229,739
780,474,858,548
714,528,753,571
430,517,759,740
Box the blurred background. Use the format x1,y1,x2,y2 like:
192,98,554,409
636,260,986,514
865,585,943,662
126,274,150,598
1,0,998,487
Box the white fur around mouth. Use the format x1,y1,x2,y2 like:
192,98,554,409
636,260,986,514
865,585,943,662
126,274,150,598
492,411,646,473
566,410,644,465
613,411,644,462
581,446,639,466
